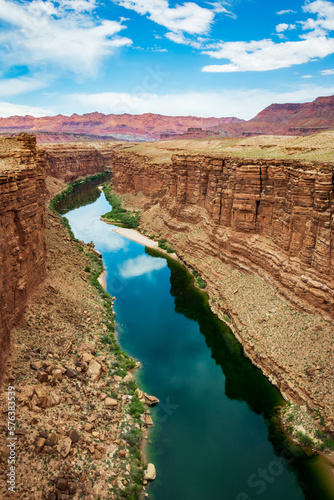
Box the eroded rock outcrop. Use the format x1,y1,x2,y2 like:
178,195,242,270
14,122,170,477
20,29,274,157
0,134,46,382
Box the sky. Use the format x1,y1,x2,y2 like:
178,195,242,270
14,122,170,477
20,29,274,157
0,0,334,119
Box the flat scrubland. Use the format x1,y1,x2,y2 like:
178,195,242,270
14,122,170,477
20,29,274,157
123,130,334,163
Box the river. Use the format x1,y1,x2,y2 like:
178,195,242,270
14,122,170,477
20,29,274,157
55,179,334,500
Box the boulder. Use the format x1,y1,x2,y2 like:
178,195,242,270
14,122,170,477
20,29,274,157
144,463,156,481
68,430,80,443
57,437,72,458
144,393,160,406
105,397,118,410
87,359,102,381
35,437,46,453
30,361,43,370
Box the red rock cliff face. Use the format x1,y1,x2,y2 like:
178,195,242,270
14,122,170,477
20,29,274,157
0,135,46,383
42,143,116,183
112,152,334,320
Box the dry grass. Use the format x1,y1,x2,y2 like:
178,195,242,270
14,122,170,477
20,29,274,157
122,131,334,164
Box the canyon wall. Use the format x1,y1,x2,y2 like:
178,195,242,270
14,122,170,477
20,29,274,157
0,134,46,382
112,151,334,321
42,142,116,183
0,137,117,384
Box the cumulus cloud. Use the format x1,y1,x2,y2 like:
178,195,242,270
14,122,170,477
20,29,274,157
68,85,334,120
202,0,334,72
0,0,132,77
276,23,296,32
113,0,215,34
321,68,334,74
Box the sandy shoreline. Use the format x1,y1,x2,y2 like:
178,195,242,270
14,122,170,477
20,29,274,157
98,269,106,289
112,226,179,261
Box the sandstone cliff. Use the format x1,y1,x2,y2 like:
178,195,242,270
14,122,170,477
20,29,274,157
42,142,116,183
112,151,334,320
0,138,116,383
0,134,46,383
111,150,334,431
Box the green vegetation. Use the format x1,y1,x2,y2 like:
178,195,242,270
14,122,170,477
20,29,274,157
129,395,145,420
196,276,206,289
222,314,231,324
295,431,314,447
102,184,141,228
49,171,111,215
158,238,174,253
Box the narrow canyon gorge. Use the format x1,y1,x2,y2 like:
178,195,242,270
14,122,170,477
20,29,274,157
110,149,334,433
0,134,333,498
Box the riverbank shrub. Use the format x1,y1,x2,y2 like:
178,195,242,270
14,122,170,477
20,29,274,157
102,184,141,228
196,276,206,289
49,170,111,215
129,395,145,420
158,238,174,253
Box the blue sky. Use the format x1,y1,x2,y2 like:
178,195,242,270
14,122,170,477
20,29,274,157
0,0,334,119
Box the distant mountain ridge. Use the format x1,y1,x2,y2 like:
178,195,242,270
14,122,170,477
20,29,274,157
0,95,333,141
0,112,243,142
222,95,334,137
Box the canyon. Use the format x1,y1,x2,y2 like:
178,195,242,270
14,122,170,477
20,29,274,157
0,132,333,498
111,151,334,319
110,148,334,433
0,135,150,499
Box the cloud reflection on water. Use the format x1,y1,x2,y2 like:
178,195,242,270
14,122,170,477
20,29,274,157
118,254,167,278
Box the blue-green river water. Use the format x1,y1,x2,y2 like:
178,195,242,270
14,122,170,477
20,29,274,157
57,180,334,500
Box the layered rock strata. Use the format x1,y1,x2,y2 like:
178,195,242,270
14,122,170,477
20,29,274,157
42,142,116,183
112,151,334,320
0,134,46,382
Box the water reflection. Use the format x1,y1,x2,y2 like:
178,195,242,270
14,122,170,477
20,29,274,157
119,254,167,278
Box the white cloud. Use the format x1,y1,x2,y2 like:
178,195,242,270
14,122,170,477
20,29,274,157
202,0,334,73
118,254,167,278
301,74,313,78
277,9,297,15
206,0,236,17
165,31,204,48
0,75,49,97
321,68,334,74
68,85,334,120
0,0,132,77
0,102,52,117
302,0,334,31
276,23,296,32
202,37,334,72
113,0,215,34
